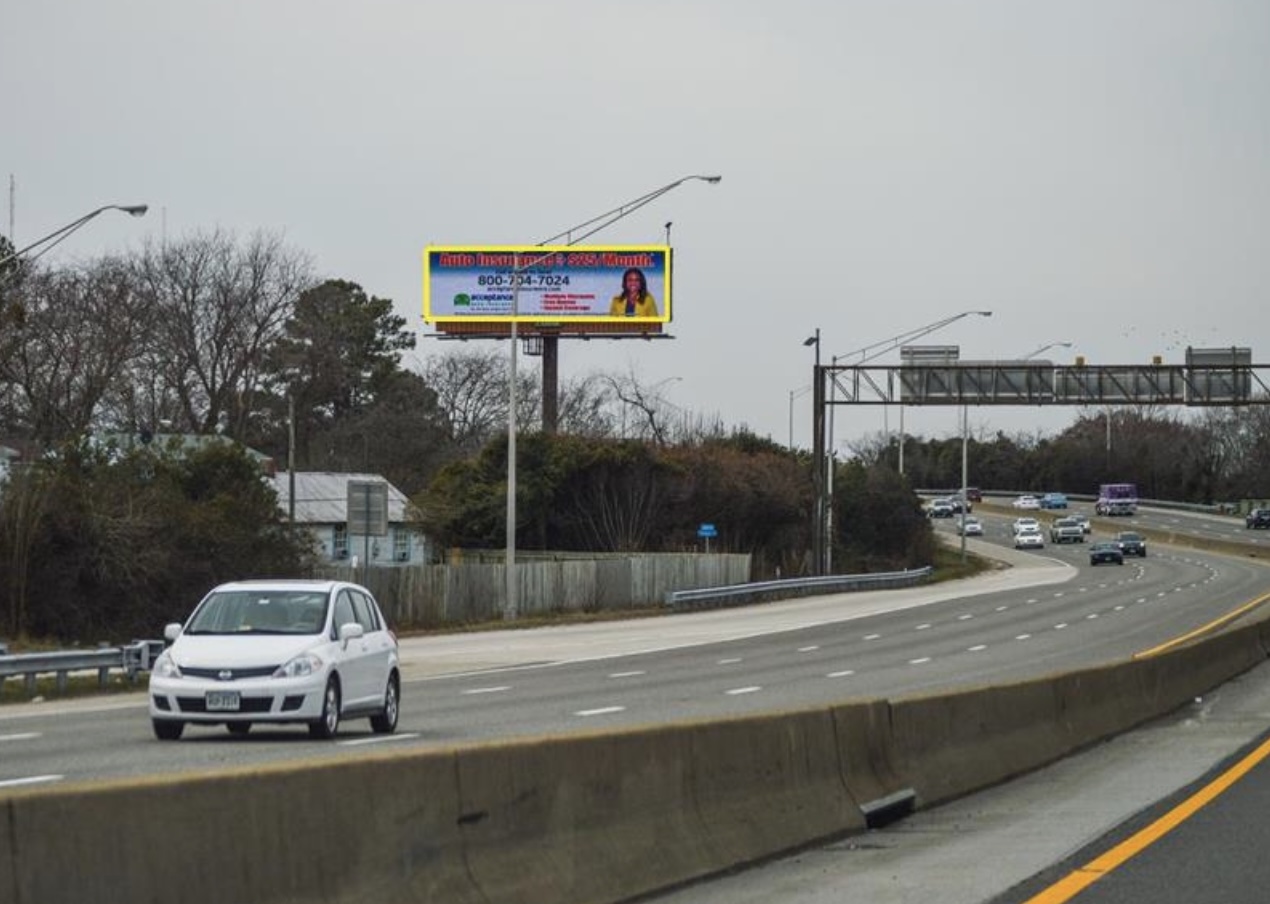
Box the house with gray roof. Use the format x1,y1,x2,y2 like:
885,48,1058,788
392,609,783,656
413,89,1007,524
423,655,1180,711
270,471,430,566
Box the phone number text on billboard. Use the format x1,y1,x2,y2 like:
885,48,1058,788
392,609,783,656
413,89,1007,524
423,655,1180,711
423,245,672,323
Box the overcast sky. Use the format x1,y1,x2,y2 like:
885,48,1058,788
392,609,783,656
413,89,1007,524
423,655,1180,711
5,1,1267,454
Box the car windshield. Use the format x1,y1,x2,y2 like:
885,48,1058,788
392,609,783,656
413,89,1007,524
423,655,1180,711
184,590,329,635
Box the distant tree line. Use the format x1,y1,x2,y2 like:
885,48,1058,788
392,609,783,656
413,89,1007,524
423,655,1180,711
847,405,1270,505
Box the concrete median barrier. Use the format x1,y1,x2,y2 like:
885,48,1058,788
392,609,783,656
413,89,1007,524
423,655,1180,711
453,709,858,904
886,680,1070,807
5,625,1270,904
830,699,904,812
2,751,473,904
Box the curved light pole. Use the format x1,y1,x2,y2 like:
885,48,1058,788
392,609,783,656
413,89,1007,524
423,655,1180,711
820,311,990,570
536,175,721,246
0,204,148,270
825,310,992,476
1021,340,1072,361
503,175,721,621
803,329,825,574
787,384,811,449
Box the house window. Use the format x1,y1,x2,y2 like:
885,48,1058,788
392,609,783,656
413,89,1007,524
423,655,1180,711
333,525,349,560
393,528,410,562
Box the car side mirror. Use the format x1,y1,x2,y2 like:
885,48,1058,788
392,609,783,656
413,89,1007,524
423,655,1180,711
164,622,183,642
339,622,365,644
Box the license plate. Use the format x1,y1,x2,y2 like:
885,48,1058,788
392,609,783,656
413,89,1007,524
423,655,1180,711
205,691,241,712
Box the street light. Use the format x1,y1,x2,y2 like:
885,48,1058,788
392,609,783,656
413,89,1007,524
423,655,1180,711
825,311,992,476
787,384,810,449
803,329,827,574
1021,341,1072,361
0,204,148,270
503,175,720,621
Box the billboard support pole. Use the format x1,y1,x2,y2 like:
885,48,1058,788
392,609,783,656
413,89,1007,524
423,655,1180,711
504,253,520,621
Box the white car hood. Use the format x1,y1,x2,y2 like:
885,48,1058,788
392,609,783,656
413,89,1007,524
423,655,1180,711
169,634,322,668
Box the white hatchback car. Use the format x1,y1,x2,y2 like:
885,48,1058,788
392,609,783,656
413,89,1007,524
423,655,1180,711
149,579,400,741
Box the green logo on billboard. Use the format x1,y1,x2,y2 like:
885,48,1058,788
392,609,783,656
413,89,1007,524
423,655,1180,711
454,293,471,307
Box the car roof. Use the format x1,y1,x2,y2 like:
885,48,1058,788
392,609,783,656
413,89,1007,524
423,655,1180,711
207,579,351,594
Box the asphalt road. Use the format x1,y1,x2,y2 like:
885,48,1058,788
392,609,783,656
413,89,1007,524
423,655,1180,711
2,536,1266,787
5,515,1270,904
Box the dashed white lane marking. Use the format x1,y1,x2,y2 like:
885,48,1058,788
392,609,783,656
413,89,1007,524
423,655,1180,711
797,646,820,653
995,606,1009,612
0,733,40,742
909,657,932,665
718,658,742,665
726,687,761,696
339,733,422,747
462,686,510,695
576,706,626,717
958,614,974,621
608,671,645,679
1016,634,1032,641
1087,613,1100,620
863,634,881,641
915,624,932,631
0,775,62,789
1056,623,1069,630
827,670,855,678
967,645,987,652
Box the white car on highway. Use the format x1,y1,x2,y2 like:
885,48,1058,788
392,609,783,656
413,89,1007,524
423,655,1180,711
1014,527,1045,550
1012,517,1041,534
149,579,400,741
1012,495,1041,510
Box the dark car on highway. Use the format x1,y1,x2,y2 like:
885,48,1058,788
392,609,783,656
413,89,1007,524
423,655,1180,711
1115,531,1147,557
1247,508,1270,529
1089,542,1124,566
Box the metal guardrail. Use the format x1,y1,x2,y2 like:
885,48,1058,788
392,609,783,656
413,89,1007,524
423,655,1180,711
665,567,934,611
0,640,164,697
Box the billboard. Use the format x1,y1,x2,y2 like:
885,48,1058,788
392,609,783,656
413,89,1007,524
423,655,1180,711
424,245,671,324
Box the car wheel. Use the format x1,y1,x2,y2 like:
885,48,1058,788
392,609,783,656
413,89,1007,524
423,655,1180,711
226,722,252,736
370,673,400,734
309,677,341,739
153,719,184,741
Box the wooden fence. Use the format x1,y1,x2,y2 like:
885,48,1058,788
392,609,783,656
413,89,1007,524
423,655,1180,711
312,552,752,630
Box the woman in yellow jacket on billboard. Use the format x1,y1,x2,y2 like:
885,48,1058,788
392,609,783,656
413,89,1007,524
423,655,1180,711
609,267,658,317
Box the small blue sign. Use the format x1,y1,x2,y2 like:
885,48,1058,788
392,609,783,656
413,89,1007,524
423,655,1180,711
697,523,717,538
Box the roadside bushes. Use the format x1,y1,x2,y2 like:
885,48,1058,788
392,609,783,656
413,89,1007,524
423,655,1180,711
0,438,312,643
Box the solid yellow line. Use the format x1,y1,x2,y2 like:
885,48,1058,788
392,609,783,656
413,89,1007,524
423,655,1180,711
1133,591,1270,659
1021,734,1270,904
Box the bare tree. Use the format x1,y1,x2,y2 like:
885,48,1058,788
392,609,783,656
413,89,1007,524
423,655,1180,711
600,367,690,445
419,346,539,452
556,372,618,438
0,257,152,444
132,230,312,435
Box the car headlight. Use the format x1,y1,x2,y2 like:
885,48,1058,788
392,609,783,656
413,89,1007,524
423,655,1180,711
273,652,324,679
152,651,182,679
